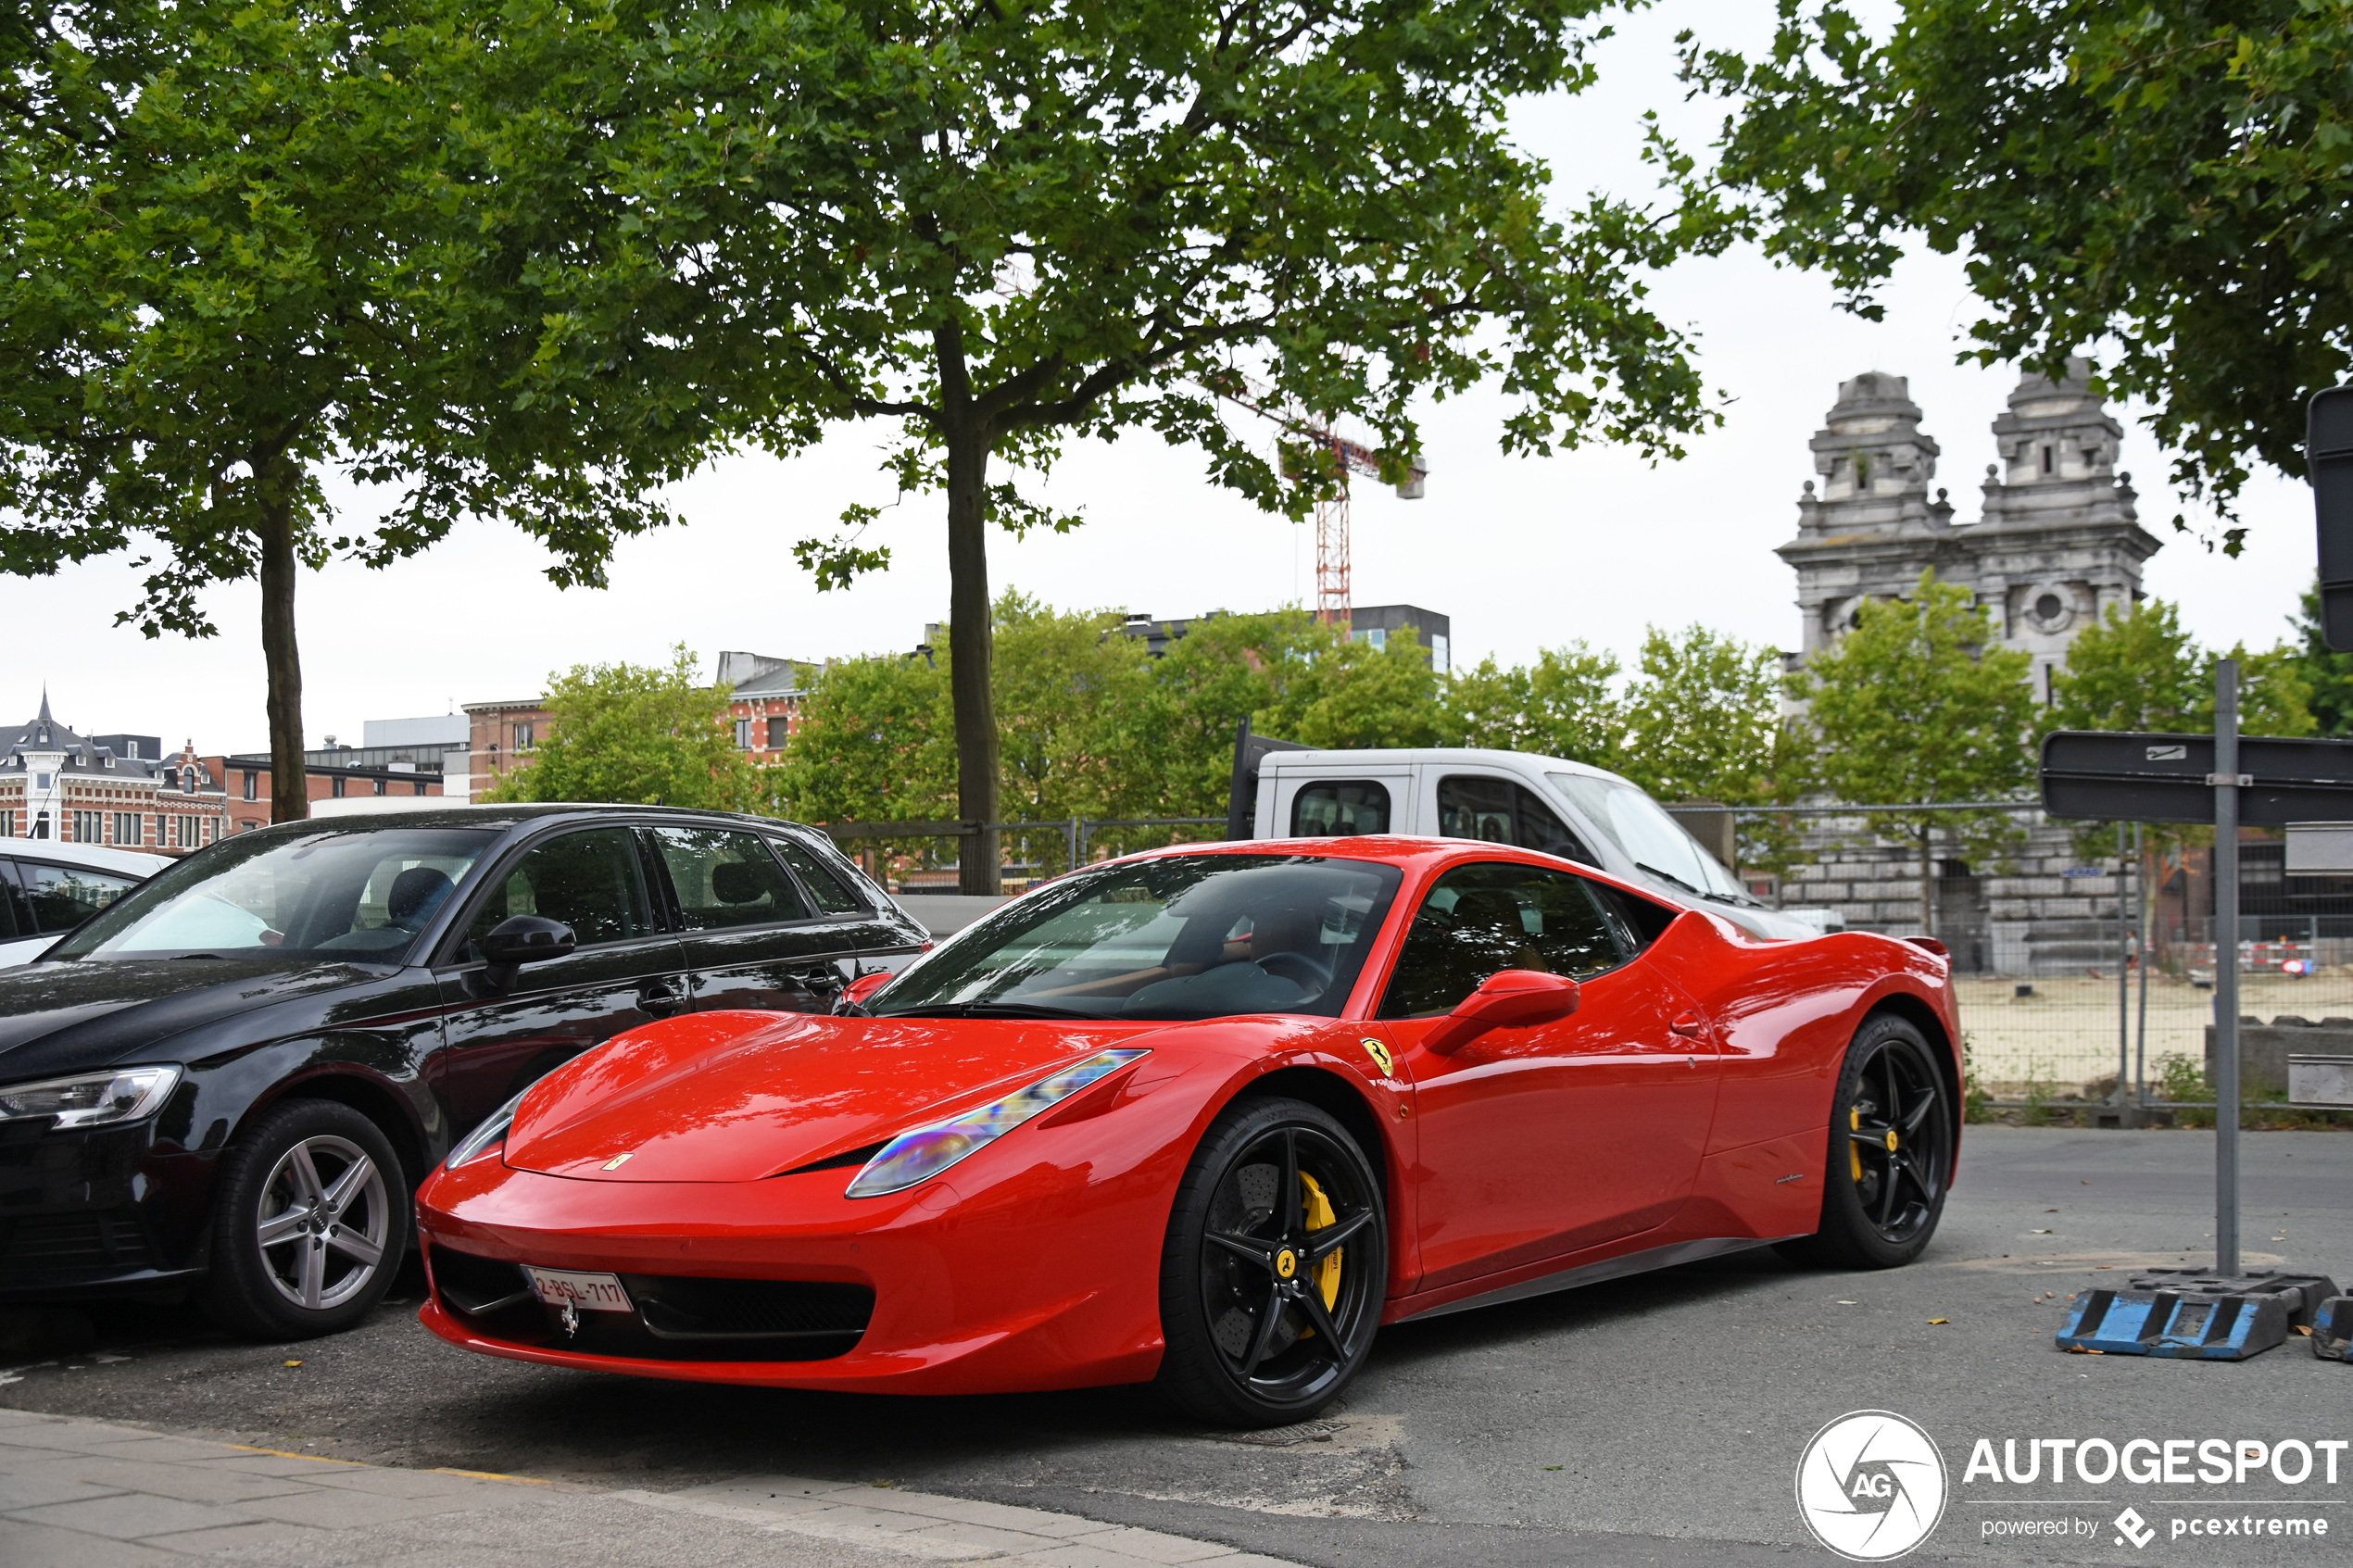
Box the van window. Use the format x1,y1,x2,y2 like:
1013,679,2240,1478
1435,776,1596,865
1291,781,1390,837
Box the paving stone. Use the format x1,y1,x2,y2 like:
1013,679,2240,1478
40,1453,317,1504
141,1518,335,1553
0,1517,184,1567
7,1489,261,1540
1055,1524,1240,1563
901,1519,1072,1553
0,1466,121,1510
186,1450,372,1477
653,1482,849,1519
70,1436,245,1463
235,1486,518,1529
846,1489,1105,1537
295,1465,507,1499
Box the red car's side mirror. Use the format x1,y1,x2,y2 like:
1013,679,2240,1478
1423,970,1581,1056
842,971,893,1007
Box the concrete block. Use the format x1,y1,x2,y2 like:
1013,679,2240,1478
2205,1024,2353,1097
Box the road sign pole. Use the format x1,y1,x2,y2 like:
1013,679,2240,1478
2214,659,2241,1276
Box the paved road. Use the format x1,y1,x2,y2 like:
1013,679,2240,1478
5,1126,2352,1566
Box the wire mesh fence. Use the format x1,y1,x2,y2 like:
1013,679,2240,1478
1753,797,2353,1118
818,816,1227,893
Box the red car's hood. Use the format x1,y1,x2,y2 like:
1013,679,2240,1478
501,1010,1166,1183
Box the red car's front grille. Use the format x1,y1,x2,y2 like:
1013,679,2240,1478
430,1244,871,1362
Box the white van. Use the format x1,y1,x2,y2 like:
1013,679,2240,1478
1239,744,1816,941
0,840,175,967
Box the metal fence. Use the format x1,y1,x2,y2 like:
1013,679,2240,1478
816,816,1227,892
1709,798,2353,1116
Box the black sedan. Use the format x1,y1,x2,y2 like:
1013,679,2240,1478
0,805,927,1339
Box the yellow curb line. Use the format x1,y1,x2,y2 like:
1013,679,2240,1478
431,1467,551,1485
228,1445,365,1466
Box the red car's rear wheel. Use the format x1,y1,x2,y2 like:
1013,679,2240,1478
1156,1097,1387,1427
1780,1013,1954,1270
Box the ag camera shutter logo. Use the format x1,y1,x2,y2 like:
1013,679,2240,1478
1796,1411,1949,1561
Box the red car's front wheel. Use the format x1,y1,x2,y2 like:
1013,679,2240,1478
1155,1097,1387,1428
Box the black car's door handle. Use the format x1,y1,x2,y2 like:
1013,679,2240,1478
788,965,845,995
638,980,688,1018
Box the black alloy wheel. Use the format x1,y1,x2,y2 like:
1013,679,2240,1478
1156,1097,1387,1427
1779,1013,1954,1271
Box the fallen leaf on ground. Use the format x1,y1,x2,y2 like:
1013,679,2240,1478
1928,1318,1950,1324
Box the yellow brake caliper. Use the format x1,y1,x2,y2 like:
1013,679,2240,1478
1849,1106,1864,1183
1300,1172,1342,1312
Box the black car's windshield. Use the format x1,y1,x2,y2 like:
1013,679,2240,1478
49,827,497,963
873,853,1403,1022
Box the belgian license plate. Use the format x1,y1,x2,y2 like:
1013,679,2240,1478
523,1266,633,1313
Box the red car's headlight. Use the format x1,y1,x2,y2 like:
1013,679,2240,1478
845,1049,1149,1198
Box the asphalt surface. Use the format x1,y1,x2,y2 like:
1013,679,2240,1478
6,1125,2352,1567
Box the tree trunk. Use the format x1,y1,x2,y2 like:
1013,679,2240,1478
256,470,309,824
938,325,1000,895
1918,824,1933,939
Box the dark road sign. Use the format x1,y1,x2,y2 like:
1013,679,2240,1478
2040,730,2353,825
2313,385,2353,651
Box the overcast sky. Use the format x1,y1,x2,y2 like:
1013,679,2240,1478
4,3,2323,754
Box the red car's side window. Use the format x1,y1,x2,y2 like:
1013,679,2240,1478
1376,862,1625,1019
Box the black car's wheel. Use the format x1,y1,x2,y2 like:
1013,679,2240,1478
200,1100,408,1340
1779,1013,1954,1271
1156,1097,1387,1428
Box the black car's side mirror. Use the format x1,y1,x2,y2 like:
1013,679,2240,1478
479,915,575,983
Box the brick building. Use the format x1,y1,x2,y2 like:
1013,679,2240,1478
0,695,229,853
465,652,813,797
206,734,452,834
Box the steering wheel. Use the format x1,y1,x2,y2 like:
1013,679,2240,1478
1255,950,1333,992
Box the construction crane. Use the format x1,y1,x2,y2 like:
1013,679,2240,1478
1206,374,1428,633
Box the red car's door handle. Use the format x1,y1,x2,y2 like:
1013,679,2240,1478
1669,1013,1707,1038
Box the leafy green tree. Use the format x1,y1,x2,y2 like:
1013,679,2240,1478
1680,0,2353,542
598,0,1723,889
1619,624,1812,876
990,595,1157,842
0,0,719,822
1789,571,2036,935
2290,584,2353,738
774,654,955,828
1286,631,1444,753
485,648,770,811
1441,645,1626,768
1618,624,1803,804
1138,608,1341,818
2051,598,2313,738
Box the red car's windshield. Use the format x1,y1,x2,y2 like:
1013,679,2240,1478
872,853,1403,1022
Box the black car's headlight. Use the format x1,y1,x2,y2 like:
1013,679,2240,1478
0,1065,181,1132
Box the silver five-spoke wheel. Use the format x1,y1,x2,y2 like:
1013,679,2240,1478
202,1099,409,1339
256,1135,389,1311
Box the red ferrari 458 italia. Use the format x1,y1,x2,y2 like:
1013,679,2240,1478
415,837,1959,1426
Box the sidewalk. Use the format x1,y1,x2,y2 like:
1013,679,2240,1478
0,1408,1296,1567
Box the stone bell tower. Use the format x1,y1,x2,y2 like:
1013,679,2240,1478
1778,360,2160,690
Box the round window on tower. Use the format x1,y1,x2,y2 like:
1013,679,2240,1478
2025,586,2076,633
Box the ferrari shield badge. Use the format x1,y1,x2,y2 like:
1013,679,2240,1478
1359,1037,1394,1077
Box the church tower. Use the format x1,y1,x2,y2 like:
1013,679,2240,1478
1778,361,2159,690
1969,359,2158,701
